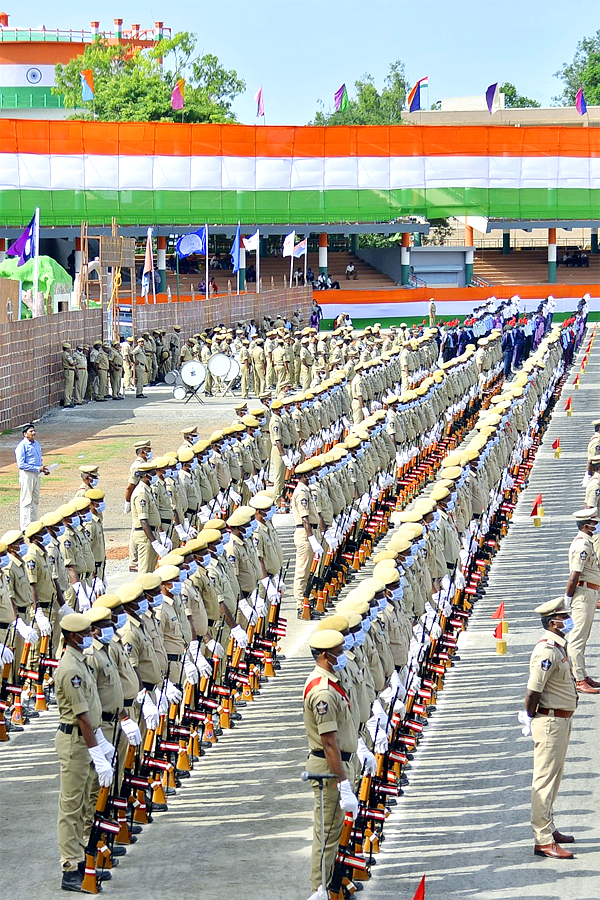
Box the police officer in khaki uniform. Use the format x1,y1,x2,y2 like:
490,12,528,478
291,461,322,616
62,343,77,408
54,612,114,891
268,400,287,506
250,494,284,581
130,461,164,574
133,337,148,399
564,508,600,693
303,629,359,894
520,596,578,859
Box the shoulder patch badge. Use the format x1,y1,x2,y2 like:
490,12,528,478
64,540,72,549
70,675,82,688
580,550,588,560
26,560,36,569
541,659,551,671
124,643,133,654
316,700,328,715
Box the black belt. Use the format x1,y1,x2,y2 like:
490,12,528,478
38,604,51,610
58,723,79,735
187,509,198,516
133,527,144,531
161,518,172,525
167,653,180,662
142,681,154,691
16,606,28,614
101,711,118,724
296,523,318,529
207,619,216,626
311,749,353,762
123,699,133,708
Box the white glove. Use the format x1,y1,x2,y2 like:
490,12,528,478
255,597,267,618
94,727,116,763
137,690,160,730
165,679,182,704
206,639,225,659
518,710,533,737
0,645,14,665
33,608,52,636
155,688,169,715
357,737,377,775
120,716,142,746
123,500,131,514
175,524,187,540
159,532,173,551
14,618,39,645
582,473,591,487
239,598,258,626
151,540,168,558
374,733,389,755
183,657,199,685
195,654,212,678
89,745,114,787
337,779,359,819
92,577,105,597
308,535,323,556
231,624,249,649
59,602,73,618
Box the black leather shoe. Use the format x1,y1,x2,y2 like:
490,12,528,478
130,824,142,835
112,846,126,857
61,870,92,893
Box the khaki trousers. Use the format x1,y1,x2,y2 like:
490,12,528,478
240,365,249,398
308,753,358,892
74,370,88,403
530,713,572,845
567,587,596,681
55,728,96,869
97,369,108,399
131,530,158,574
63,369,75,405
293,528,314,608
135,364,146,396
270,450,286,502
110,368,122,398
19,469,40,530
253,366,265,395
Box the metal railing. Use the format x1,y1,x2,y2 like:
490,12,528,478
408,273,427,288
0,27,170,42
470,275,489,287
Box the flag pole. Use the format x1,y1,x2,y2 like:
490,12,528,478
176,250,180,303
33,207,40,315
205,223,209,302
237,220,240,296
289,249,294,286
256,229,260,294
303,236,307,285
150,228,156,305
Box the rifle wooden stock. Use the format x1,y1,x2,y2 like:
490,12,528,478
329,813,357,900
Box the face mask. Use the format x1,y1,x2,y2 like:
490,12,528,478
170,581,182,595
41,533,52,547
369,606,378,620
357,449,364,458
378,596,387,611
146,451,153,461
0,553,9,567
391,587,403,602
150,474,158,486
175,462,182,471
97,502,106,513
266,508,275,521
209,449,215,459
115,613,127,629
200,554,211,568
594,523,600,536
56,525,66,537
330,652,347,673
309,475,316,485
71,516,81,529
354,627,366,646
187,560,198,575
179,570,188,582
151,593,163,608
363,617,372,633
560,616,574,634
18,542,27,556
83,511,93,524
89,477,99,487
216,541,225,555
137,599,149,615
191,459,198,471
343,634,354,650
80,635,93,651
191,436,198,444
98,626,114,645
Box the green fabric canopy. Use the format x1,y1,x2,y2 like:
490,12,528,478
0,255,72,297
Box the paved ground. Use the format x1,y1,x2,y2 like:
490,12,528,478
1,337,599,900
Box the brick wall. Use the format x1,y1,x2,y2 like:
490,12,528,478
133,285,313,341
0,308,102,430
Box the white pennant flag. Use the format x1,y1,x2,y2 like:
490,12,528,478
282,230,296,258
243,229,259,252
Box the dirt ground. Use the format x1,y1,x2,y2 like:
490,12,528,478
0,383,243,563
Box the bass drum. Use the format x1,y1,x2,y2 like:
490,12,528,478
181,360,207,387
173,385,187,401
208,352,231,378
164,371,177,385
226,357,241,381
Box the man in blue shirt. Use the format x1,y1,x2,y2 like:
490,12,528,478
14,423,49,529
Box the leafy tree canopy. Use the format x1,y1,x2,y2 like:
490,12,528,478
499,82,541,108
53,32,245,122
312,61,409,125
553,30,600,105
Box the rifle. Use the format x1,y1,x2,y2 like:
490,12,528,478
81,785,121,894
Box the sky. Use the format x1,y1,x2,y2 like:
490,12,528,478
5,0,600,123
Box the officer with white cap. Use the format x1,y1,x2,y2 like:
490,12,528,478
520,596,578,859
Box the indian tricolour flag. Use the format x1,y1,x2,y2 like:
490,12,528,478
1,121,600,227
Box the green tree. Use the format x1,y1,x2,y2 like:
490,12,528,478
53,32,245,122
499,82,541,108
553,30,600,105
312,60,409,125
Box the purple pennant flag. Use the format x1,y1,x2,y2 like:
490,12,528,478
486,83,498,115
7,213,36,267
334,83,349,112
575,86,587,116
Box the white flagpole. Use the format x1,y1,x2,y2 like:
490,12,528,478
303,237,307,284
33,207,40,315
256,229,260,294
237,220,240,296
205,223,209,301
150,228,156,306
289,250,293,286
